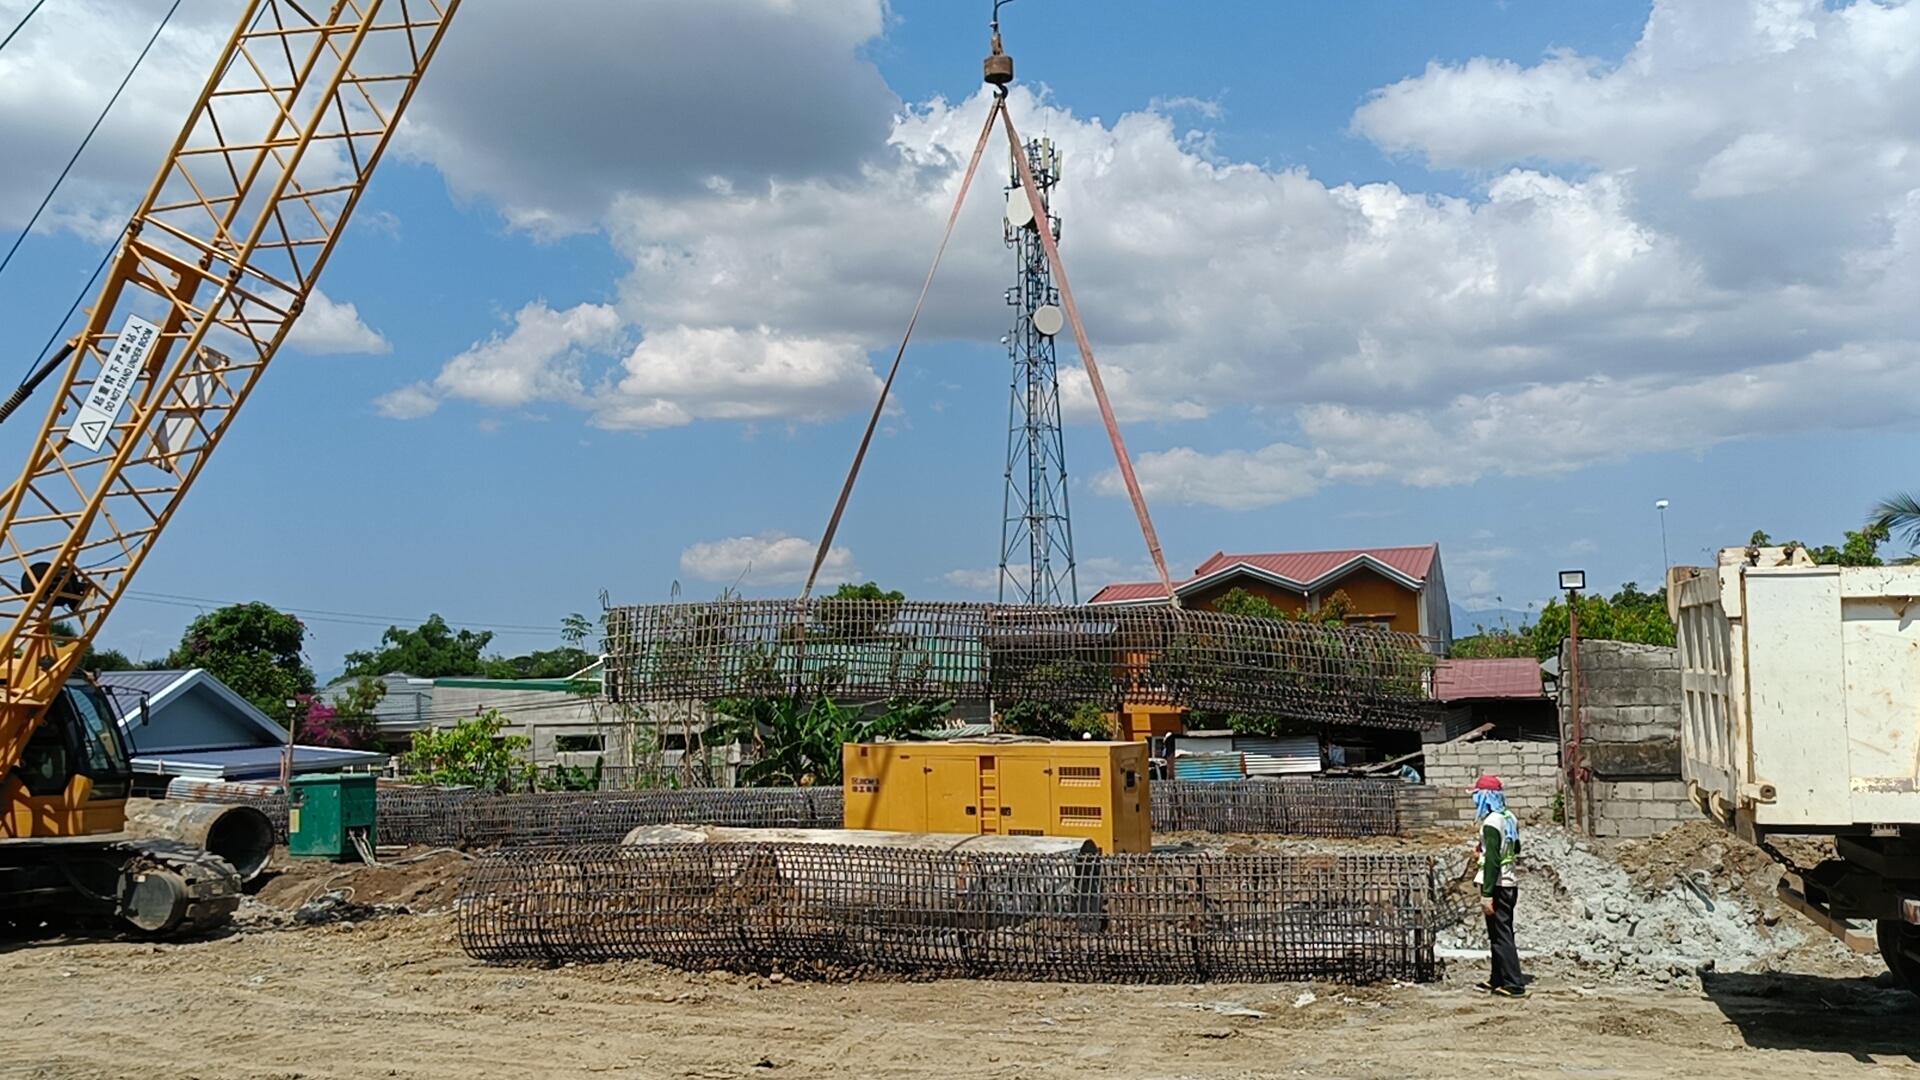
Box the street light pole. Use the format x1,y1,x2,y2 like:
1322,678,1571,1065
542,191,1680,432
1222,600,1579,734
1656,499,1671,578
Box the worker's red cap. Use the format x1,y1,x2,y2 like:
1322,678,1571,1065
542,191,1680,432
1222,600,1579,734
1473,774,1504,792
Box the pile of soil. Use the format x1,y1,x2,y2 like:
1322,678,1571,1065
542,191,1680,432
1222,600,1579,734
250,846,473,917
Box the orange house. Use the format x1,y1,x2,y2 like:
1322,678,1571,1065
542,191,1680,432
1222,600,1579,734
1087,545,1453,741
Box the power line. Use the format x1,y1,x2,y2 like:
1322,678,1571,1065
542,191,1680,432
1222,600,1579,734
0,0,48,54
0,0,181,292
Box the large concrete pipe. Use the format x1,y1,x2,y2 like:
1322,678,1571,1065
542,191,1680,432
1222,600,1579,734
123,798,275,881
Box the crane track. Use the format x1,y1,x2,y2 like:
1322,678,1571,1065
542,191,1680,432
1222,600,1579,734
115,839,242,937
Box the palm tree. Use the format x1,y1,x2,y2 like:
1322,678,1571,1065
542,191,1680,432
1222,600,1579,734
1870,492,1920,552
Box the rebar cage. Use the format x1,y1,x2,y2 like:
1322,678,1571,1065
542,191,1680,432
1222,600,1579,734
603,600,1438,728
193,780,1405,847
456,843,1444,983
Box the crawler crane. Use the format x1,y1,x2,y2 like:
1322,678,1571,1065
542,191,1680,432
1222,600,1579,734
0,0,461,936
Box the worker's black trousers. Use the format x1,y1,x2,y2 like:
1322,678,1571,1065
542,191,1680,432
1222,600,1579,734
1486,886,1523,989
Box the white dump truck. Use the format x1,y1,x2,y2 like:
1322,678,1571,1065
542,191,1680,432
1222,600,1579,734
1670,546,1920,987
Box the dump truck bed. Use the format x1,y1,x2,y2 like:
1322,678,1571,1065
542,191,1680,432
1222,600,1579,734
1672,549,1920,831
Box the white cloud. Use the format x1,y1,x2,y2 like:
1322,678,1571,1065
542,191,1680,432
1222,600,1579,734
284,290,390,355
593,326,880,431
942,567,1001,592
33,0,1913,493
1099,445,1324,511
679,531,857,587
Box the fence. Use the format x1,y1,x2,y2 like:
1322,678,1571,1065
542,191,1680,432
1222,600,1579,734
457,843,1446,983
604,599,1437,729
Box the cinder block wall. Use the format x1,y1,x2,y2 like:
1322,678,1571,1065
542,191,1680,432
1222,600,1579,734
1561,640,1689,837
1422,739,1560,826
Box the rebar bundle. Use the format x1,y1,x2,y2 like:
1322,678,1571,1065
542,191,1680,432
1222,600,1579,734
604,599,1437,728
1152,778,1402,837
457,842,1444,983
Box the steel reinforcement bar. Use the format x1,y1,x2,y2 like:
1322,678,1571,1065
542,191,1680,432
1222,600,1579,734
1152,778,1402,837
181,779,1403,847
457,842,1444,983
603,599,1437,728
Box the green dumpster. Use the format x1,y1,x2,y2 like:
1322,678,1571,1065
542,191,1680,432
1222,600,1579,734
287,772,376,861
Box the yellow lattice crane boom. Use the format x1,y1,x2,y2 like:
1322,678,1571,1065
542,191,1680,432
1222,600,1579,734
0,0,461,936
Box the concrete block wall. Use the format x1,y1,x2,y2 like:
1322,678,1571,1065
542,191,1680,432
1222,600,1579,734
1422,739,1560,826
1588,779,1692,838
1560,639,1689,837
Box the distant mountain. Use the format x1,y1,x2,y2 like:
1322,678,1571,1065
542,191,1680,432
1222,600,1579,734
1450,605,1537,637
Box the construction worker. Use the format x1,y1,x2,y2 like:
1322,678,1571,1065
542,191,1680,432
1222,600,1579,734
1472,774,1525,997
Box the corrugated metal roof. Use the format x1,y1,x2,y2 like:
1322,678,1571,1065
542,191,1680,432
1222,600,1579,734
1171,751,1246,782
1432,658,1546,701
132,745,386,782
1232,735,1322,776
95,669,191,716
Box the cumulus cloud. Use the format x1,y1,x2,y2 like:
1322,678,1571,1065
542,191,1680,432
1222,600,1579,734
378,301,621,418
942,567,1002,593
593,327,880,431
1099,444,1324,511
680,531,857,587
284,290,390,355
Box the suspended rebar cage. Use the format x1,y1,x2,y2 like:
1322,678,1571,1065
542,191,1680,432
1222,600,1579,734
603,600,1438,728
457,843,1444,984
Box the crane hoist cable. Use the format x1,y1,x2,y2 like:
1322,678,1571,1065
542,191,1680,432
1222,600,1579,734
798,13,1179,606
0,0,182,292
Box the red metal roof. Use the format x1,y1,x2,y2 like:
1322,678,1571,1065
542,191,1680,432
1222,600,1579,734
1191,545,1437,586
1086,544,1440,606
1432,658,1546,701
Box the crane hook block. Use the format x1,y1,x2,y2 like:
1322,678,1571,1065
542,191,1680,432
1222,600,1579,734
984,31,1013,86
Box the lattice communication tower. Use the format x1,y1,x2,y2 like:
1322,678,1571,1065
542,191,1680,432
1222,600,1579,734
998,137,1078,605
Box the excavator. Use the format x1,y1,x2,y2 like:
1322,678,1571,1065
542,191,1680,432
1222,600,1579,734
0,0,463,936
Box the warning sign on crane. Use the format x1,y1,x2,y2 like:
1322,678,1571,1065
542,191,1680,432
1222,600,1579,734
67,314,157,451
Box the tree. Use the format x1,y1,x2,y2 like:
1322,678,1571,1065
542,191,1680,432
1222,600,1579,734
297,675,385,750
997,700,1113,740
829,582,905,602
1452,583,1675,662
1750,526,1887,567
1214,586,1356,625
343,614,497,679
403,710,529,791
166,603,314,723
708,694,945,787
1871,494,1920,553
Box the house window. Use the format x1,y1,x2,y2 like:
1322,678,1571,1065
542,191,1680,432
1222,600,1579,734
554,733,604,753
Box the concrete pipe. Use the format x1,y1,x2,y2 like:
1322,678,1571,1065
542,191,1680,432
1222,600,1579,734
123,798,275,881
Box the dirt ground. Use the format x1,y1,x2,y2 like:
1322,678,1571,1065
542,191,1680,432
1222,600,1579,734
5,841,1920,1079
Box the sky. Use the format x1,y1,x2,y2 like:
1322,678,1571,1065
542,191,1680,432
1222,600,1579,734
1,0,1917,674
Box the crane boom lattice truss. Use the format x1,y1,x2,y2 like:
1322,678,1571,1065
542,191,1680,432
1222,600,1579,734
0,0,460,756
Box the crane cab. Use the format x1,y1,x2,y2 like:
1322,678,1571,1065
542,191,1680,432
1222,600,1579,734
5,681,133,838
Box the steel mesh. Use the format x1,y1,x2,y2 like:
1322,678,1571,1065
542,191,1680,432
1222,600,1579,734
1152,778,1402,837
604,600,1437,728
456,842,1443,983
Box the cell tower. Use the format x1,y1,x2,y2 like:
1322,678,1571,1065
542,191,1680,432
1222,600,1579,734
998,136,1078,605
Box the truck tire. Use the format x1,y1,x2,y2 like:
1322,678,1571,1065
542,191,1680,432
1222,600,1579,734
1876,919,1920,991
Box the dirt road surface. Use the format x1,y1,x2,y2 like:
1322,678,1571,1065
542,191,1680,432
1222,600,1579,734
5,910,1919,1080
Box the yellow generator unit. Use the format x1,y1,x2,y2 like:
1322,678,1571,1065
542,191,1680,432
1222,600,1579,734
842,740,1151,853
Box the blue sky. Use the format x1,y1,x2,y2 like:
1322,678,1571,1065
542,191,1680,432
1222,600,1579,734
2,0,1917,674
